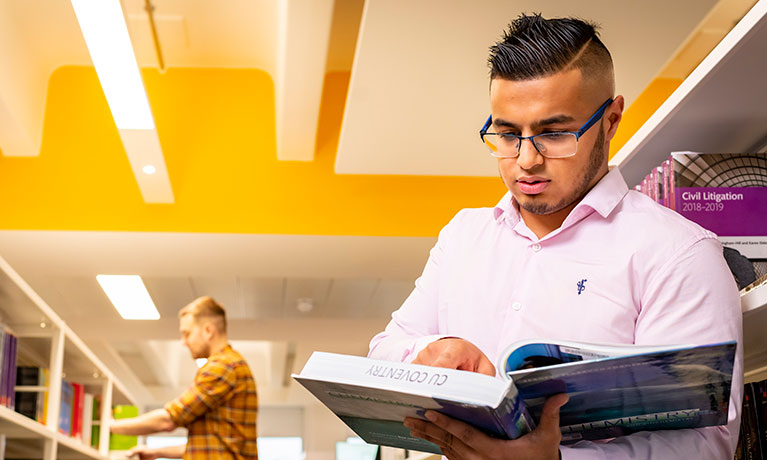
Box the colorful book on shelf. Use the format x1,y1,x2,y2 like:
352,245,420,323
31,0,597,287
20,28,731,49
14,366,47,422
82,393,94,446
39,368,49,424
294,340,736,454
0,326,7,408
71,382,85,440
671,151,767,258
58,380,73,435
0,328,18,409
110,405,139,450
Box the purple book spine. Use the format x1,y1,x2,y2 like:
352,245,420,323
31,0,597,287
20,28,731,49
9,334,18,410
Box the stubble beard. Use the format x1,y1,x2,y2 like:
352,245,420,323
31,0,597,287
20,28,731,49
518,126,607,216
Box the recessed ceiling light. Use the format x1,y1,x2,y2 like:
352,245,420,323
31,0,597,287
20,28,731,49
96,275,160,320
70,0,154,130
142,164,157,175
296,297,314,313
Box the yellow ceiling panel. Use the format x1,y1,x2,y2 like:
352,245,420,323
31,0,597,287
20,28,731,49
0,66,506,237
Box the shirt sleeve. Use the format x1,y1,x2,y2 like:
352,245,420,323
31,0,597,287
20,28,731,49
561,236,743,460
368,212,464,362
165,358,236,428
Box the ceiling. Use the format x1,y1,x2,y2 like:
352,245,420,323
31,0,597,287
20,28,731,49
0,0,735,410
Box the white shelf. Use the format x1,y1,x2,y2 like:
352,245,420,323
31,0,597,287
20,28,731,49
609,1,767,375
610,1,767,186
741,282,767,314
0,254,137,459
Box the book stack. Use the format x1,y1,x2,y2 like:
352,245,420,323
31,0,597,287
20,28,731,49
635,152,767,259
14,366,49,424
0,324,18,410
735,378,767,460
56,379,96,445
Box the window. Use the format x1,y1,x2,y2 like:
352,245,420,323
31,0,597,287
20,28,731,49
336,437,379,460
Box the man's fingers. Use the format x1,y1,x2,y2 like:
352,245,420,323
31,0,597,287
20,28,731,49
405,416,475,458
429,354,461,370
422,410,500,455
476,357,496,376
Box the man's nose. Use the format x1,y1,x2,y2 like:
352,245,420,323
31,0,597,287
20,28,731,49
516,137,544,170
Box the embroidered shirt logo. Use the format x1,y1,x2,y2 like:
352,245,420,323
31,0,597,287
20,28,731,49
577,279,587,295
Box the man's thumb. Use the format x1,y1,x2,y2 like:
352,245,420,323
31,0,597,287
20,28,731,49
537,393,569,433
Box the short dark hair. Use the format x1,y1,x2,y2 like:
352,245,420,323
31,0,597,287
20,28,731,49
488,13,613,82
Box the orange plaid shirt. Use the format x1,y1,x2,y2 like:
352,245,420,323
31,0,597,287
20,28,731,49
165,344,258,460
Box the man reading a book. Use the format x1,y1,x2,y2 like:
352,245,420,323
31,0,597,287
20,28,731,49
369,13,743,460
110,296,259,460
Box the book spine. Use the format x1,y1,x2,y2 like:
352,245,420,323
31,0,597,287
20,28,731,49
750,381,766,460
1,331,11,408
82,393,94,446
59,380,73,435
758,380,767,455
743,391,759,460
71,383,81,439
41,368,49,425
668,156,676,210
8,335,17,411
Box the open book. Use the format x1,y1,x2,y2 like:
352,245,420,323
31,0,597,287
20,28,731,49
293,340,736,454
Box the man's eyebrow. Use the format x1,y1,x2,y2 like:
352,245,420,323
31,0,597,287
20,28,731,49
492,114,576,130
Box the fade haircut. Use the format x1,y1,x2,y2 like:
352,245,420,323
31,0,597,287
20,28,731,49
179,296,227,333
489,13,613,89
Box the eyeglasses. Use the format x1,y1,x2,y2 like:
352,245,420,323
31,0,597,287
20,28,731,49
479,98,613,159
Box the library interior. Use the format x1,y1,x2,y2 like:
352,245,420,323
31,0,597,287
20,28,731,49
1,0,766,459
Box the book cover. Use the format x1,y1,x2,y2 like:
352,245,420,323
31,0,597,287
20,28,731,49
110,405,139,450
671,151,767,258
58,380,73,435
295,341,735,454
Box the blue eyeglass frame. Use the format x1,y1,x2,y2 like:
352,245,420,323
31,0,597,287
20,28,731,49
479,98,614,154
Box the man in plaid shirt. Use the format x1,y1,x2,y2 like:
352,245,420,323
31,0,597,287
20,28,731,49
111,296,258,459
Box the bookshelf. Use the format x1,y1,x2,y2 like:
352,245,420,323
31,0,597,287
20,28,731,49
609,1,767,378
0,255,137,460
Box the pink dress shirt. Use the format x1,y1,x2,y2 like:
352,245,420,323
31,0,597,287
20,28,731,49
369,167,743,459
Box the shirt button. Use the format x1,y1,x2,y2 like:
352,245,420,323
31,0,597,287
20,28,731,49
511,302,522,311
531,243,542,252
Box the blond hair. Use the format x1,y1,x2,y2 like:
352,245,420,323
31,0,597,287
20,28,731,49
179,296,227,333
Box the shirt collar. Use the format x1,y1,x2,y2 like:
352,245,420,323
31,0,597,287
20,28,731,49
493,167,629,226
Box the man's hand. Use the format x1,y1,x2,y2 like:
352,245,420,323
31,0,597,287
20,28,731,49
404,393,569,460
413,338,496,376
127,445,159,460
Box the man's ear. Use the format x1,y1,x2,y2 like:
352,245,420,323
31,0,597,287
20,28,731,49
203,320,216,339
604,95,625,142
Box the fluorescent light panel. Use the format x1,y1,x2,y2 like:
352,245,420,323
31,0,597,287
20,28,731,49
70,0,154,129
96,275,160,320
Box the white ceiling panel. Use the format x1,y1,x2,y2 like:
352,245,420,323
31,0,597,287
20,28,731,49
369,279,413,316
283,278,332,318
240,277,285,319
186,276,243,318
335,0,718,176
324,278,379,318
142,276,196,319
